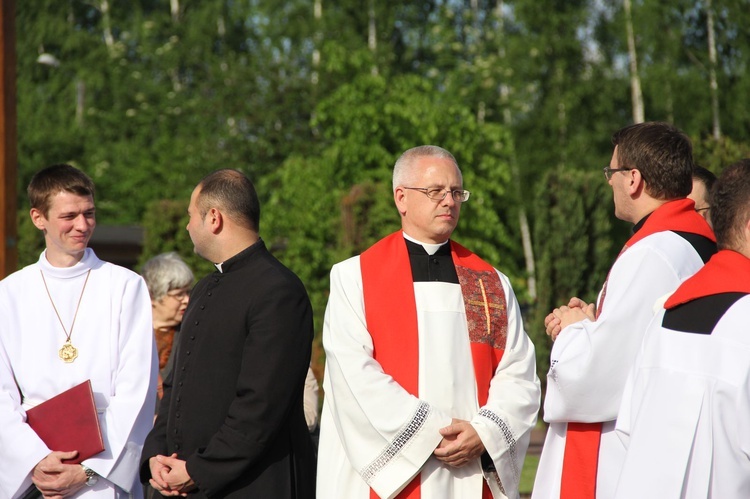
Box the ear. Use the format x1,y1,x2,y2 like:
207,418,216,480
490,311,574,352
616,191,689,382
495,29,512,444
394,187,408,216
207,208,223,234
29,208,47,231
626,169,645,197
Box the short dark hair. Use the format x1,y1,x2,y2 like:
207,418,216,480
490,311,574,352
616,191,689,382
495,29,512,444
27,164,95,217
710,159,750,251
612,122,693,200
197,169,260,232
692,165,717,192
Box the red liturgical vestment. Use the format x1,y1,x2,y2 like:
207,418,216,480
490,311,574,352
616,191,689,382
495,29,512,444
317,231,540,499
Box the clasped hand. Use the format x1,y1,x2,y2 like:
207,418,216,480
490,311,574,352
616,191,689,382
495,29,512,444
544,296,596,341
433,419,485,468
149,453,195,497
32,451,87,499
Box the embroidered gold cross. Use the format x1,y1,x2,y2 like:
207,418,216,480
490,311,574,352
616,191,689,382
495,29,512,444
465,279,504,336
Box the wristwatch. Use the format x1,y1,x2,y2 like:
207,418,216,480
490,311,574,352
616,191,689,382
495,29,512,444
81,464,98,486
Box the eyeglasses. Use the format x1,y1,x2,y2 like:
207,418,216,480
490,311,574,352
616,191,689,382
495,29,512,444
165,288,191,301
603,166,631,181
695,207,710,213
403,187,471,202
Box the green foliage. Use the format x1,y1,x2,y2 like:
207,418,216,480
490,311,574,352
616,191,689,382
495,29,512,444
138,199,214,279
16,211,45,268
17,0,323,226
693,135,750,175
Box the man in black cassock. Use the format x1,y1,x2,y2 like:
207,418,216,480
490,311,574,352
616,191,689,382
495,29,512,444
140,169,315,498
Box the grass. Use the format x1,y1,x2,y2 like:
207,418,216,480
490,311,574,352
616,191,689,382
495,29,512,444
519,454,540,495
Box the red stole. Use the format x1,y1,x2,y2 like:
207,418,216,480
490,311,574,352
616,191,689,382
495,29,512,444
360,231,507,499
560,199,715,499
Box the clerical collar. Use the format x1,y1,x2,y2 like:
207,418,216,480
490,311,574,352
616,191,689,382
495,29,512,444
402,232,449,255
214,238,265,273
403,237,459,283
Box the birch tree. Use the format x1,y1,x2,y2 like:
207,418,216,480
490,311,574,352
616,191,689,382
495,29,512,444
624,0,645,123
705,0,721,140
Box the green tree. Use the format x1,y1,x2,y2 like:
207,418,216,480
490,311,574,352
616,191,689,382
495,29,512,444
693,135,750,174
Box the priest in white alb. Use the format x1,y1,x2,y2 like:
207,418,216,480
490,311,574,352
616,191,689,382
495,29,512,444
533,122,716,499
0,164,156,498
317,145,541,499
615,159,750,498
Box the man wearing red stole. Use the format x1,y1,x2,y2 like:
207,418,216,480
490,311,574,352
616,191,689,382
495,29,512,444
534,122,717,499
614,159,750,498
317,145,541,499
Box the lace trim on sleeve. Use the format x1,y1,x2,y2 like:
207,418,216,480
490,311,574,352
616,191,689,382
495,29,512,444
478,407,519,483
360,401,431,485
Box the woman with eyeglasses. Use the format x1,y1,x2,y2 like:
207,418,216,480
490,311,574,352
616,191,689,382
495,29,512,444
140,252,194,401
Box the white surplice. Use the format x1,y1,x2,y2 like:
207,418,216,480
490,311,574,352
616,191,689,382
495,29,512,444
317,244,540,499
533,231,706,499
614,296,750,499
0,249,157,498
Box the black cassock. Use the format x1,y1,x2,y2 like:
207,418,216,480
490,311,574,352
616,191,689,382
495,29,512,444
141,240,315,498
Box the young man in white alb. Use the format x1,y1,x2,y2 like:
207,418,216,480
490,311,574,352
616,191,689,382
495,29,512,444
0,164,156,498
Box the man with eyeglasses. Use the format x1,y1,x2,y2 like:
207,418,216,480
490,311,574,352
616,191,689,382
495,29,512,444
688,165,717,225
140,252,194,403
317,145,541,499
533,122,716,499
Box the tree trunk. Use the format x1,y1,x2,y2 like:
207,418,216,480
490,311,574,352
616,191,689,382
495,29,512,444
624,0,644,123
706,0,721,140
170,0,180,22
312,0,322,85
368,0,378,76
496,0,536,300
75,79,85,126
665,80,674,124
100,0,114,54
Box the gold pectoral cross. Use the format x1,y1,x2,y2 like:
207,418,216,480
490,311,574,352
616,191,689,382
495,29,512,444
465,278,504,336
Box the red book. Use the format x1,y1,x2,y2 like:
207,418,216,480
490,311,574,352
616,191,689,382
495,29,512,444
25,379,105,464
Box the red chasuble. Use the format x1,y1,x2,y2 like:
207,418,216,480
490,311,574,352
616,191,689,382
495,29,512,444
360,231,508,499
560,199,715,499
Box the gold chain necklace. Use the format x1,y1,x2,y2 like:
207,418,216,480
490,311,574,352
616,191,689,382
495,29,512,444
40,269,91,363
